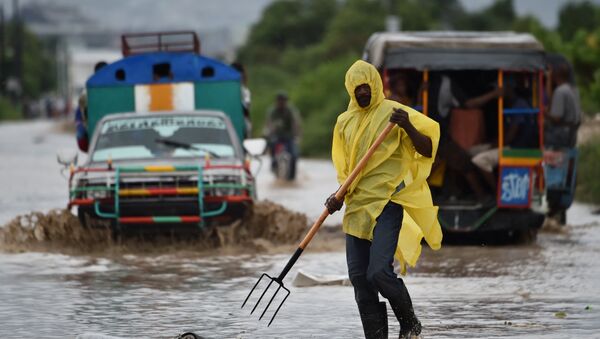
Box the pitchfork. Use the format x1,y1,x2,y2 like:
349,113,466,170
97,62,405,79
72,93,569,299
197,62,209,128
242,122,397,326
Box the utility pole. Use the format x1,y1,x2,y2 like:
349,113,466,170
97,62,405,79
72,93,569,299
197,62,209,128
12,0,22,98
10,0,25,117
0,6,5,95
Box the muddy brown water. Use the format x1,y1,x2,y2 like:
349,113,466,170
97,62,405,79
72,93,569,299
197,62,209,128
1,121,600,338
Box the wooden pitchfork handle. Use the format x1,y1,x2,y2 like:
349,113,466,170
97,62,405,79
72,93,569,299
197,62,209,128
274,122,397,282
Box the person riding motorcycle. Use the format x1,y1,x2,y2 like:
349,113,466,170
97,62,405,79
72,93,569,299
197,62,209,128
264,91,302,180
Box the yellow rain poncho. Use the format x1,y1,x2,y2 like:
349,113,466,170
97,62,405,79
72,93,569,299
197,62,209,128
332,60,442,274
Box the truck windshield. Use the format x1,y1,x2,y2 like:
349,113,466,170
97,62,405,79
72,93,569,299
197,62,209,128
91,115,236,162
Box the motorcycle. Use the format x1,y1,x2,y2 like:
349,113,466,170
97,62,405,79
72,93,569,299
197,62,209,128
269,138,297,181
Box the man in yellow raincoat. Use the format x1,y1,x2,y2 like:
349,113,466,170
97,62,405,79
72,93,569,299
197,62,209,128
325,60,442,339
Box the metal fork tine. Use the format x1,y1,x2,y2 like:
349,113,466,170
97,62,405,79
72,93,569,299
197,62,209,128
259,283,282,320
268,286,290,327
250,278,274,314
244,246,308,326
241,273,266,309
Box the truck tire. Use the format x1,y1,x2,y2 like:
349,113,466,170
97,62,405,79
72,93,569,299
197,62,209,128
77,208,90,228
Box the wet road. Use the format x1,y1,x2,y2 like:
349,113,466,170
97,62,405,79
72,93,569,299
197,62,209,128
1,121,600,338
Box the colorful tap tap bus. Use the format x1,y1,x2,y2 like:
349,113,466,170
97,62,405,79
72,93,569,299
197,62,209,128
363,31,574,242
66,31,263,233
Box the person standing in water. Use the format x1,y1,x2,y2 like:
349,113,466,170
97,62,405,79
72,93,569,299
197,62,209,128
326,60,442,339
545,62,581,149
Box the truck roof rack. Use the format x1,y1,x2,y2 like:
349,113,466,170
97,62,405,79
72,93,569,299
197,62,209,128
121,31,200,56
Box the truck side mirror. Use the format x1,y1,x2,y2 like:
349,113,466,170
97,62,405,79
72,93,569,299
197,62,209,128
243,138,267,157
57,149,78,167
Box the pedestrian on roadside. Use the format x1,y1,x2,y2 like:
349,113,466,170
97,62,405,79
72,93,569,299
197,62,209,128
75,61,107,152
545,62,581,149
231,62,252,139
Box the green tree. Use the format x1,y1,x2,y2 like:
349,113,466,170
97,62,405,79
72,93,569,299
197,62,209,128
1,19,56,119
21,31,57,98
557,1,599,41
455,0,516,31
292,54,358,156
238,0,338,65
319,0,386,58
241,0,387,151
512,15,563,52
239,0,600,156
6,20,56,97
577,136,600,204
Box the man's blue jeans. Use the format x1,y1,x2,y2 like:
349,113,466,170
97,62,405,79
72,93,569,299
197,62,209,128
346,201,416,328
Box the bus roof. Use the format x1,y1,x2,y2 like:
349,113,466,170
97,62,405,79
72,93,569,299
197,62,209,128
86,52,240,87
364,31,546,71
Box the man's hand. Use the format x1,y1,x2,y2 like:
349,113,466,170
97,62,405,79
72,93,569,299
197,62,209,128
325,193,343,215
390,108,410,129
390,107,433,158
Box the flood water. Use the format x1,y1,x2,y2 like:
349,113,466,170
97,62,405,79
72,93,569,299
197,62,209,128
1,120,599,338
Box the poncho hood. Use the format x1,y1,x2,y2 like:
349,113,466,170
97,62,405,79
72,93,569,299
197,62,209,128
344,60,385,113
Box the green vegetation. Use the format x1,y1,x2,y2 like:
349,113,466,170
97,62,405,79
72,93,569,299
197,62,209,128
577,136,600,205
238,0,600,157
0,96,21,120
238,0,384,156
0,19,57,120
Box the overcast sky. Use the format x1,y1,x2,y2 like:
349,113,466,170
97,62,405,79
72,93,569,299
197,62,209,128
461,0,600,27
2,0,273,46
2,0,600,39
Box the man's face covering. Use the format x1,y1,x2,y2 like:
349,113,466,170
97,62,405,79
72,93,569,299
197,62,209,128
354,84,371,108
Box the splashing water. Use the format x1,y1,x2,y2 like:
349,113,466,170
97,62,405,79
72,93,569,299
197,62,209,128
0,200,310,256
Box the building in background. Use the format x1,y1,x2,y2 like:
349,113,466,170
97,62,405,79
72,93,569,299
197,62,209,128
7,0,270,112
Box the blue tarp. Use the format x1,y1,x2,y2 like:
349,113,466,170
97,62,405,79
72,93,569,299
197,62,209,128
87,52,240,87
